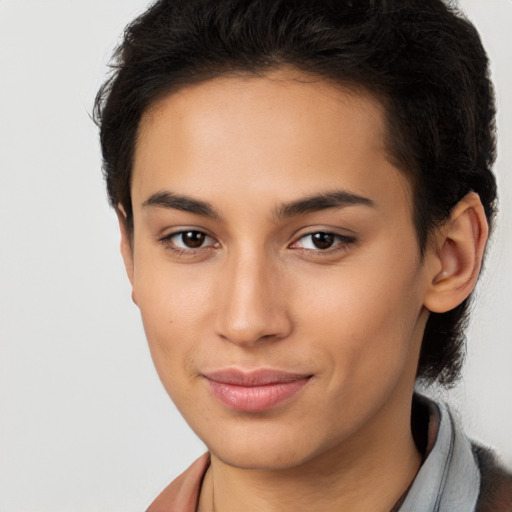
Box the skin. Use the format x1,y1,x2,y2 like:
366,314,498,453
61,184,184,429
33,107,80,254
119,69,488,512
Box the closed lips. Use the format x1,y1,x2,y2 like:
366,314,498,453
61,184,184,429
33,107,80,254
202,369,312,412
203,368,312,386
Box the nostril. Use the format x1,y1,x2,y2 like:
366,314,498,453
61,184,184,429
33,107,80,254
214,309,293,347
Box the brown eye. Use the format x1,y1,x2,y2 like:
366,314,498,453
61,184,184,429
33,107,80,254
291,231,356,252
311,233,335,249
180,231,206,248
163,230,217,251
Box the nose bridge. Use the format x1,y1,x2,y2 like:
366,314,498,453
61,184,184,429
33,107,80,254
214,244,291,346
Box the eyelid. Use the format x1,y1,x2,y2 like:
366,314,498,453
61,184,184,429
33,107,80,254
289,230,357,252
158,228,220,253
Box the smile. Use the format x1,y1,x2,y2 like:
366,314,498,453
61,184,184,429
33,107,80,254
202,369,312,413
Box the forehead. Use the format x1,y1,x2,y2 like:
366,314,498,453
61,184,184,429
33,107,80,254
133,69,411,212
138,70,387,156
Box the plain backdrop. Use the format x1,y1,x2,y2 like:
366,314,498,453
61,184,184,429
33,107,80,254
0,1,511,511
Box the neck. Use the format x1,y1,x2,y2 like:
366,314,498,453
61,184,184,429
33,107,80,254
198,393,422,512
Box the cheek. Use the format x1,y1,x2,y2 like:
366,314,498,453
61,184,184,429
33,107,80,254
299,244,424,398
132,260,217,395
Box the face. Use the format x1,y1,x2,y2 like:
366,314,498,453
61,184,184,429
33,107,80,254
125,70,433,470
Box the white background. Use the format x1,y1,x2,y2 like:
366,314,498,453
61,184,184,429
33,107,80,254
0,1,510,510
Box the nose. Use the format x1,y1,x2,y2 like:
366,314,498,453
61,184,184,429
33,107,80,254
213,250,293,347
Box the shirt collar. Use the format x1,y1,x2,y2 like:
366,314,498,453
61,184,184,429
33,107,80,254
399,394,480,512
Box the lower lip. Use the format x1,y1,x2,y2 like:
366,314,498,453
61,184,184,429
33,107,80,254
205,378,310,413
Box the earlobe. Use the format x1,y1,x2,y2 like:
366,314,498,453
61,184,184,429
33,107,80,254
116,205,136,298
424,193,489,313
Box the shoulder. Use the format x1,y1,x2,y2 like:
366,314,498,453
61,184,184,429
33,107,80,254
474,444,512,512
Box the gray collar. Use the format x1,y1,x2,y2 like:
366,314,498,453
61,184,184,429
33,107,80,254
399,395,480,512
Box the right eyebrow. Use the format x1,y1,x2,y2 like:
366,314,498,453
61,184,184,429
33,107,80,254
142,190,222,220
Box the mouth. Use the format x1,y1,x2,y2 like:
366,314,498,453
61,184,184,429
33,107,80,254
202,368,313,413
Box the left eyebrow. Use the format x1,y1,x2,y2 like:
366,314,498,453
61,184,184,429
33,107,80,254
276,190,376,218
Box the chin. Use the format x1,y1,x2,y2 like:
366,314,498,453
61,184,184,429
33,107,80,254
212,443,314,471
202,420,332,471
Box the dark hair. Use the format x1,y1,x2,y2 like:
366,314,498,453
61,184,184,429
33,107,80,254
94,0,497,386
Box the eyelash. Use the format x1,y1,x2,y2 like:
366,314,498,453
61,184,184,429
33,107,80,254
159,229,356,257
159,230,219,255
289,232,356,253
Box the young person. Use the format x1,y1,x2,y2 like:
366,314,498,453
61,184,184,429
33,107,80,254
94,0,512,510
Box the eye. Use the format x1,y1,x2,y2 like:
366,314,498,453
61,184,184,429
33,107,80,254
291,232,355,251
162,230,218,251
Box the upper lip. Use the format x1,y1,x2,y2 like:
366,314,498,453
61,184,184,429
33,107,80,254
202,368,312,386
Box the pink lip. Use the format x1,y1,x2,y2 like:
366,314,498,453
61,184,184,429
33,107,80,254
202,369,312,412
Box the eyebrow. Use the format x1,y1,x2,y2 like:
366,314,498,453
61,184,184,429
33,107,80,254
142,189,375,219
143,191,221,219
276,190,375,218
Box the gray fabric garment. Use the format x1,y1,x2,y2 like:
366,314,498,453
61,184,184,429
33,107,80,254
400,395,480,512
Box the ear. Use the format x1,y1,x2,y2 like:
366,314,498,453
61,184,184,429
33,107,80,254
423,192,489,313
116,205,135,292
